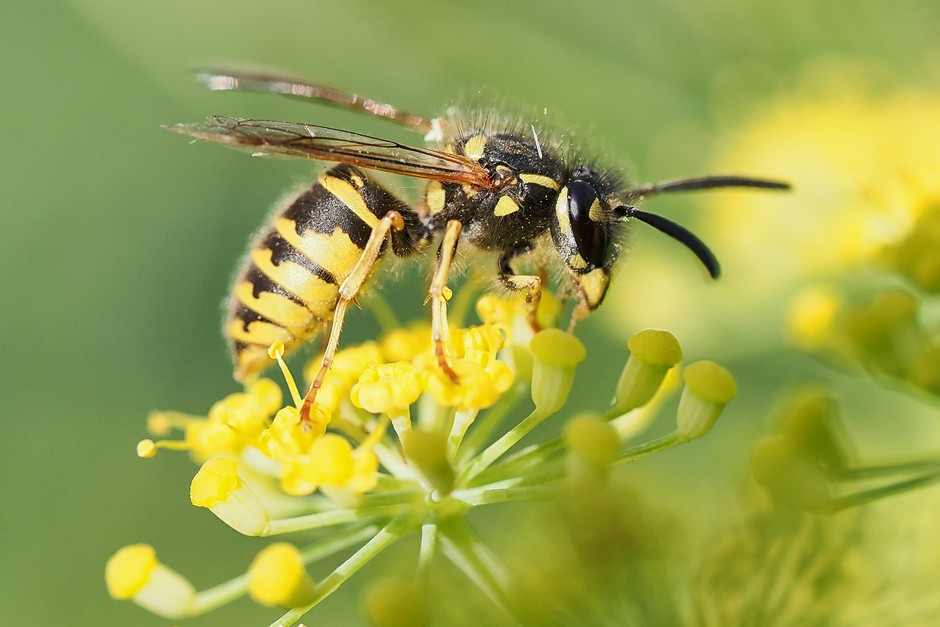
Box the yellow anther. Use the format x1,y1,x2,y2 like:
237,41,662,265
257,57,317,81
269,342,301,407
136,439,157,458
350,362,424,416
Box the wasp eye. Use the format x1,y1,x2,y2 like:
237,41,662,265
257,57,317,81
567,180,609,268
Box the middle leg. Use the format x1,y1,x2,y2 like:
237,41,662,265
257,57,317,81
497,241,544,332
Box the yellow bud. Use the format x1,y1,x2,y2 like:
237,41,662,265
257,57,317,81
675,361,737,439
564,415,619,468
248,543,317,608
105,544,196,619
529,328,587,368
615,329,682,412
777,386,852,472
136,439,157,458
105,544,157,599
190,458,269,536
529,330,586,414
752,435,832,511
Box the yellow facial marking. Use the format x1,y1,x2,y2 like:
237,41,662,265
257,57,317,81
588,198,605,222
426,180,446,215
493,195,520,217
555,187,572,236
578,268,610,309
463,134,487,161
227,318,294,346
520,173,560,190
349,172,365,188
234,282,314,331
250,248,340,312
318,173,379,229
567,253,589,270
275,219,363,280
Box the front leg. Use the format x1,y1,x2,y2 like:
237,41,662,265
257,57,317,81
497,242,543,332
428,220,463,383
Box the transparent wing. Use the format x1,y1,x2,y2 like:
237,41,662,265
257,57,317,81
195,65,435,134
166,116,492,188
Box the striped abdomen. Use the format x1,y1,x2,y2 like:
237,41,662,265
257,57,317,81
227,164,418,381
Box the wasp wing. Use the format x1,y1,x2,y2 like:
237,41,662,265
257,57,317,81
167,116,491,188
195,65,434,134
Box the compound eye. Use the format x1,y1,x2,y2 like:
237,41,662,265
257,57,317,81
567,180,609,268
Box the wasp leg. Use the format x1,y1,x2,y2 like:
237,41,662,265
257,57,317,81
299,210,406,423
497,242,543,332
429,220,463,383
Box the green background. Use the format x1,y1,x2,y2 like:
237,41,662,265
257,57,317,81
2,1,938,624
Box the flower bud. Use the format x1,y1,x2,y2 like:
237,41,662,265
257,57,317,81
529,329,586,414
105,544,196,619
247,542,317,608
615,330,682,412
675,360,736,440
190,458,269,536
751,435,831,511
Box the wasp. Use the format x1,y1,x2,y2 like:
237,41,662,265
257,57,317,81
167,66,789,421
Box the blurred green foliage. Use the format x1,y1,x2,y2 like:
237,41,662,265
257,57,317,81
3,0,939,624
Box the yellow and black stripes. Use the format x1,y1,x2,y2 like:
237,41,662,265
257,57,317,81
227,164,420,380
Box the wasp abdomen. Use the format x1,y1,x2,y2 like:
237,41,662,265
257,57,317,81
227,164,413,381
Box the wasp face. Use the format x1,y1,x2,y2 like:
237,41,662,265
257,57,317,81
550,166,620,310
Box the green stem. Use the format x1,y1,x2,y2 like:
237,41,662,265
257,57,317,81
836,459,940,481
438,518,513,616
188,573,249,616
456,383,526,464
824,468,940,512
611,430,688,467
452,483,558,506
187,523,380,616
271,515,412,627
417,522,438,587
470,437,564,486
459,408,551,484
448,408,479,460
264,503,406,536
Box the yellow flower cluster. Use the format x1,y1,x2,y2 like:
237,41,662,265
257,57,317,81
114,285,750,625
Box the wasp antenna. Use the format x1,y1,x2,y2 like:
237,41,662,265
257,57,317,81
621,208,721,279
629,176,791,199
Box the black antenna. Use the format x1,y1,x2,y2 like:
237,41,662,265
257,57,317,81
628,175,790,199
616,206,721,279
